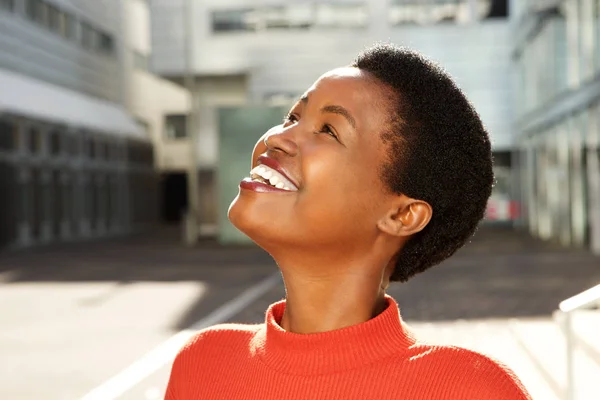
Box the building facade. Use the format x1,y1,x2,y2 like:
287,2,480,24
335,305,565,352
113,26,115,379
149,0,515,237
512,0,600,254
0,0,189,250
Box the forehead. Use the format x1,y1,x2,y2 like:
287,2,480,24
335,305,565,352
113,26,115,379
302,67,391,132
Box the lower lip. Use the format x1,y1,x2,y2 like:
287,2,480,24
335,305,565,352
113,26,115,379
239,178,295,193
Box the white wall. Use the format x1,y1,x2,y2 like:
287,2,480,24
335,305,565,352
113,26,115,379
151,0,515,169
127,0,151,55
124,0,191,172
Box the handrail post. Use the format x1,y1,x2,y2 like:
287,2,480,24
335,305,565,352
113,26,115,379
563,311,574,400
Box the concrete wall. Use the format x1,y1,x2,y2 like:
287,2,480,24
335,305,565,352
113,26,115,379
0,0,122,102
124,0,191,172
129,72,191,171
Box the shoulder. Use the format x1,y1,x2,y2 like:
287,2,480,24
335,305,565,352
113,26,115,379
165,324,262,399
406,343,532,399
177,323,261,358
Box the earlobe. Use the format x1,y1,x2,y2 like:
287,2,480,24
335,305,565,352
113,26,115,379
377,198,432,238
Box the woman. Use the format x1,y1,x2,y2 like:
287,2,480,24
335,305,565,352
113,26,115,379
165,44,531,399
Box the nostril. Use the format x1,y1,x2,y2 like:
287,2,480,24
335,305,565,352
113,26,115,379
265,133,298,157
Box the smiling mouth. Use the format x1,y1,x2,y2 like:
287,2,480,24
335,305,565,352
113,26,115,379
250,165,298,191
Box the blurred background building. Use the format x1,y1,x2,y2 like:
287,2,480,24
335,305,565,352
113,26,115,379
512,0,600,255
2,0,599,256
0,0,189,250
150,0,517,243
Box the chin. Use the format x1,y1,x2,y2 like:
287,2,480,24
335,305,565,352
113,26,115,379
227,192,293,253
228,192,268,246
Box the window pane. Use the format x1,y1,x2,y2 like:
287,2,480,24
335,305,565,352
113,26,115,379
50,130,61,155
47,4,60,31
37,1,48,26
0,120,15,151
87,137,95,158
212,9,258,32
315,4,368,28
99,33,114,54
81,22,95,48
28,127,41,154
0,0,14,12
165,115,187,139
64,14,76,39
485,0,508,19
389,0,491,25
26,0,37,21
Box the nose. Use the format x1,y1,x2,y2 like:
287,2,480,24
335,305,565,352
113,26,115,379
264,125,299,157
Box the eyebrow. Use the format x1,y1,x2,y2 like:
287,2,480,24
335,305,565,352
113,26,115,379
299,95,356,130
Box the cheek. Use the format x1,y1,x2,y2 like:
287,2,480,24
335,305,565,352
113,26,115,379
299,152,382,229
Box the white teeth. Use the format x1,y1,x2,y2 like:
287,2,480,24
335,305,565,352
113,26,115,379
249,164,298,191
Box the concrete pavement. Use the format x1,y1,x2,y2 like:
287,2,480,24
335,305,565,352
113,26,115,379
0,226,598,399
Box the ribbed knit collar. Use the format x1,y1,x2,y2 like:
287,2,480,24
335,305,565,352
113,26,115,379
251,295,416,376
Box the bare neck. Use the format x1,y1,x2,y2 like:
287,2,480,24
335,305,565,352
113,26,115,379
278,268,388,334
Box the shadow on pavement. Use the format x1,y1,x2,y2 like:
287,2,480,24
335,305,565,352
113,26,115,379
1,225,599,323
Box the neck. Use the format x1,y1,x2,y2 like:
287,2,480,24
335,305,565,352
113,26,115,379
279,266,388,334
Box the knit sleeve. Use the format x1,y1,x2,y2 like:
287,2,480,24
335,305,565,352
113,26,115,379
452,349,533,399
163,332,206,400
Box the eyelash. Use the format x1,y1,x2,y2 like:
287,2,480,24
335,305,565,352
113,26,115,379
283,113,339,140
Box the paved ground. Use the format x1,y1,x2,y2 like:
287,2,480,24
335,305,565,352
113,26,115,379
0,226,599,399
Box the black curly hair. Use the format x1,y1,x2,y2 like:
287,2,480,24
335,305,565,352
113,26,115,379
352,43,494,283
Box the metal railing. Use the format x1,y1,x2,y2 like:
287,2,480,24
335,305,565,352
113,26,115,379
557,284,600,400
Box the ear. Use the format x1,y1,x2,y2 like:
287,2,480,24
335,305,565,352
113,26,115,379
377,195,432,237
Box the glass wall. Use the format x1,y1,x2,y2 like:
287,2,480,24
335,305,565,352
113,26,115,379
517,103,600,249
515,0,600,252
0,114,159,251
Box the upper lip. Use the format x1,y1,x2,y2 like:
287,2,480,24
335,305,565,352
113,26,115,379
256,154,299,188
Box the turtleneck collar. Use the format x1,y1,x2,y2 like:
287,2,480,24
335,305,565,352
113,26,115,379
251,295,416,376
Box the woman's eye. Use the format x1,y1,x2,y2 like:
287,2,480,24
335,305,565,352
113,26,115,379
283,114,298,124
320,124,338,140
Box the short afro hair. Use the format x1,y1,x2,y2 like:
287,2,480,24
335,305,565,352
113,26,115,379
352,43,494,282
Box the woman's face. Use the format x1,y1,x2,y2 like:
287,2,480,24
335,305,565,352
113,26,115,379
228,67,399,256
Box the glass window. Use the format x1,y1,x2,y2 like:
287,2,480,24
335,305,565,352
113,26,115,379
212,9,259,32
64,14,76,39
80,22,96,49
0,119,15,151
98,32,114,54
389,0,499,25
284,4,313,28
262,6,313,29
95,139,108,160
36,0,48,26
0,0,14,12
164,115,187,139
315,3,367,28
49,130,61,155
54,9,73,38
47,4,60,32
26,0,37,21
51,170,61,237
68,134,79,156
86,137,95,159
28,127,41,154
18,172,32,228
484,0,508,19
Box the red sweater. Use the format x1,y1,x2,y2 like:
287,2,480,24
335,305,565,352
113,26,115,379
165,296,531,399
